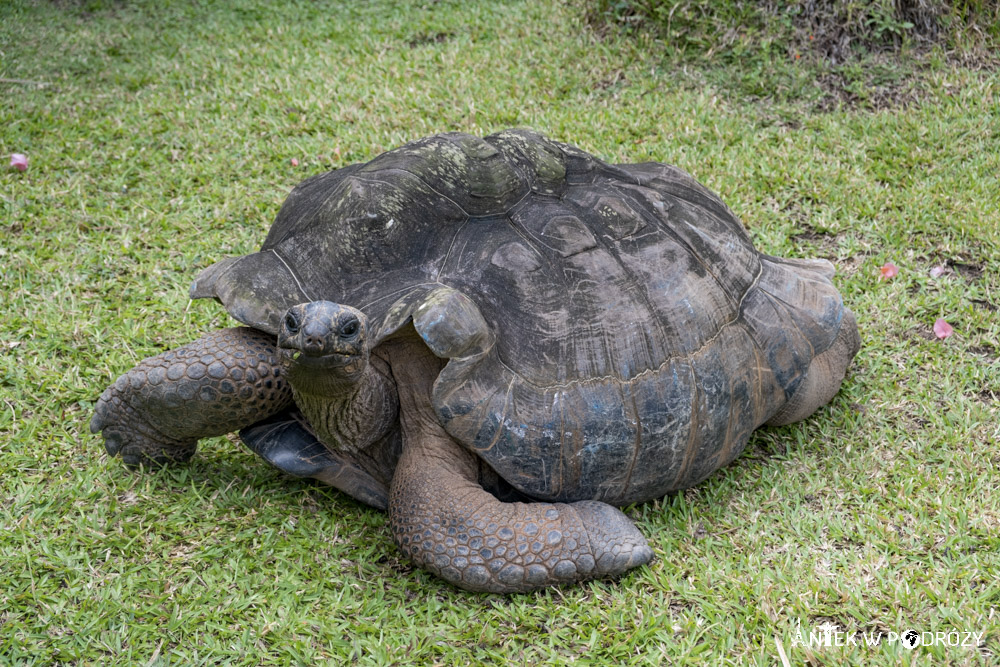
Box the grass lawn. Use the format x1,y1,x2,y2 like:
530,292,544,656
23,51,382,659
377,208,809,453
1,0,998,664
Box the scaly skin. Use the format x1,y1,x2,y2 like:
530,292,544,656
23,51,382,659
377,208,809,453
383,334,654,593
93,307,656,592
90,327,293,466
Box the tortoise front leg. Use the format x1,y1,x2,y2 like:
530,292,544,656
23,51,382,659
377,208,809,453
385,337,653,593
91,327,293,467
390,441,654,592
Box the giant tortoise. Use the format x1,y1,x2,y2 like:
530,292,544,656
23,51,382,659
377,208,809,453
91,129,860,593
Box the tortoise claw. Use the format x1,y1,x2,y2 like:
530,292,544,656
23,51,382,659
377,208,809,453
91,384,196,468
572,501,654,576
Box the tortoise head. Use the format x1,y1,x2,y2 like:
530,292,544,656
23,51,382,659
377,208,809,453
278,301,370,386
275,300,399,458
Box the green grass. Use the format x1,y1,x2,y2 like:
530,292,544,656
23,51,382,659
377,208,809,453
1,0,998,664
585,0,1000,110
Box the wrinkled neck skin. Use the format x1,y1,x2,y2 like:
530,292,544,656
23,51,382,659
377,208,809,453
282,330,525,506
282,347,400,459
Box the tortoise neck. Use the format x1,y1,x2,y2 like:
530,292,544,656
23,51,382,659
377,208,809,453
286,353,399,454
286,363,362,398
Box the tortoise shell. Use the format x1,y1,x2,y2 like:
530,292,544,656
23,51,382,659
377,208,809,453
192,129,851,505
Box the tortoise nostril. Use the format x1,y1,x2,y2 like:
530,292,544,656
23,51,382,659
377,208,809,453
303,335,325,353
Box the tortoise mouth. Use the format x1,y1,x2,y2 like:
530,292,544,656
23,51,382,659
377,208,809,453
286,350,359,369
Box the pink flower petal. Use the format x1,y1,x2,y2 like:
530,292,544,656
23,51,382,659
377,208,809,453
10,153,27,172
879,262,898,280
290,158,299,167
929,265,946,278
933,318,953,339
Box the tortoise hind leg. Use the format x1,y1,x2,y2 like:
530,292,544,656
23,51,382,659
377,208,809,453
91,327,293,467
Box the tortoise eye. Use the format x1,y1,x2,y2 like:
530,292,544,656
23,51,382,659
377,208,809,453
284,312,300,334
340,319,359,338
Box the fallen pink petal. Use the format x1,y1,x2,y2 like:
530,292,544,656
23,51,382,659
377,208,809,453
290,157,299,167
10,153,28,171
879,262,898,280
929,265,946,278
933,318,953,339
